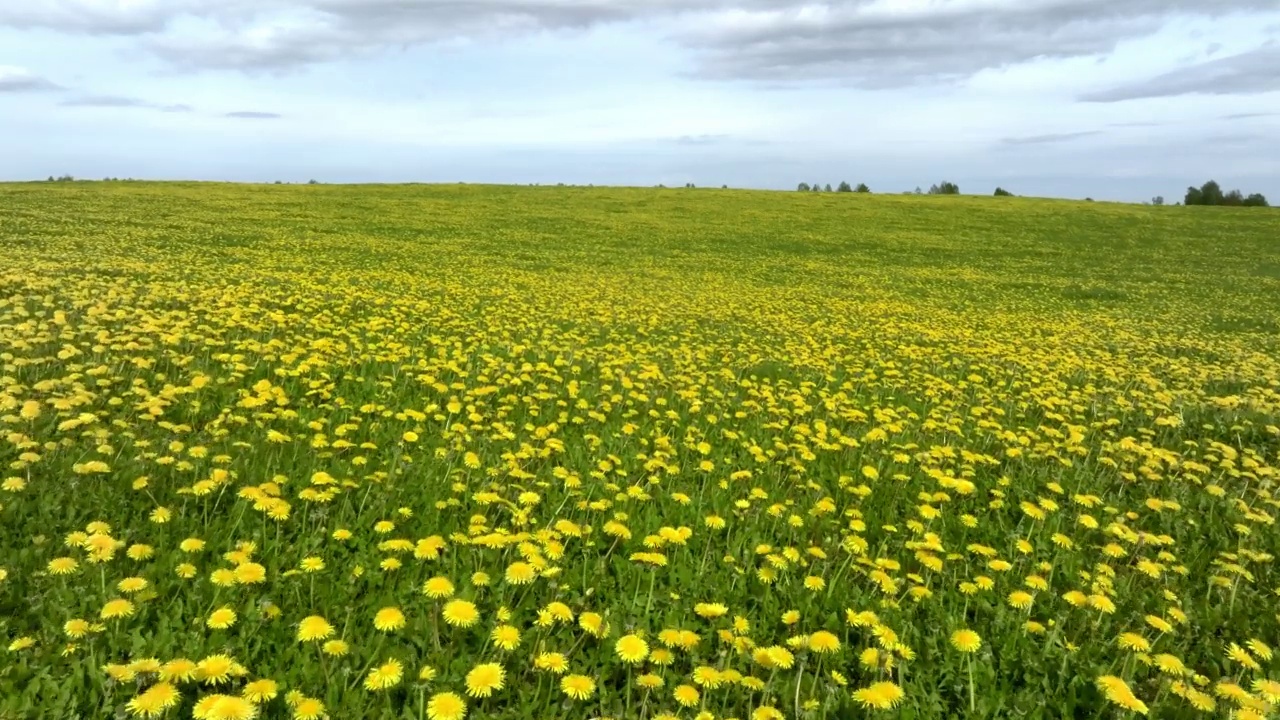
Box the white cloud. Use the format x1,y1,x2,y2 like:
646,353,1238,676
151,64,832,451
0,64,62,91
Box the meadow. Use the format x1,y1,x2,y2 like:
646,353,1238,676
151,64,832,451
1,181,1279,720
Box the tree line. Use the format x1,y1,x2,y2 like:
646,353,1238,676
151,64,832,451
798,181,1016,196
797,178,1270,207
1183,180,1268,207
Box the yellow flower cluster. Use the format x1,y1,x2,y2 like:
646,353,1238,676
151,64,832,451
1,183,1279,719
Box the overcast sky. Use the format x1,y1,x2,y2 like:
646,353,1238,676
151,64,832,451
2,1,1278,201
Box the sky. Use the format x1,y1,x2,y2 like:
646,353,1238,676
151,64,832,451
1,0,1278,201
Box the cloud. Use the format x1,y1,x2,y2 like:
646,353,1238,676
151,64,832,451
0,65,61,92
226,110,282,119
1202,132,1266,145
1001,130,1103,145
59,94,196,112
1079,46,1280,101
0,1,206,35
2,0,1276,88
61,95,150,108
1221,111,1275,120
674,134,732,145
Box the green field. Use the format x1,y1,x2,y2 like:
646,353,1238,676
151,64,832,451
2,182,1279,719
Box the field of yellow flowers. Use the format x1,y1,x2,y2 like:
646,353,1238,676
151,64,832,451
2,181,1279,720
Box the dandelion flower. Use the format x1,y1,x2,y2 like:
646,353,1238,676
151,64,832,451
364,659,404,691
207,607,237,630
561,674,596,700
241,679,278,703
674,684,701,707
192,694,257,720
1227,643,1262,671
1007,591,1034,610
101,598,136,620
615,634,649,664
292,698,325,720
297,616,334,642
1096,676,1148,715
48,557,79,575
426,691,466,720
196,655,236,685
491,625,521,651
695,602,728,618
534,652,568,674
1117,633,1150,652
852,681,905,710
505,561,536,585
464,662,505,698
423,576,455,598
126,682,180,717
809,630,841,653
233,563,266,585
951,629,981,653
374,607,406,632
442,600,479,628
160,659,198,683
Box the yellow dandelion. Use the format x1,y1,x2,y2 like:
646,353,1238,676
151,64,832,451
673,684,701,707
207,607,237,630
852,681,905,710
126,681,180,718
616,634,649,664
442,600,479,628
491,624,521,651
464,662,505,698
951,629,981,653
423,576,455,598
101,598,136,620
297,615,334,642
561,674,596,700
374,607,406,632
364,659,404,691
426,691,466,720
809,630,841,654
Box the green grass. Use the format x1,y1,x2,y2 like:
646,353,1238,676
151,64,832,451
1,182,1279,720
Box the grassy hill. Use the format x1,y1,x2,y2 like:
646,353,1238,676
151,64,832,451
1,182,1279,718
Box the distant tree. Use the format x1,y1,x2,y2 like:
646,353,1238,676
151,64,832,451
914,186,923,195
856,183,871,193
812,182,821,192
928,181,960,195
1084,197,1094,202
308,179,319,185
1202,180,1224,205
797,182,811,191
993,187,1014,197
722,184,728,189
837,181,852,192
823,183,833,192
47,176,55,182
1186,180,1266,207
1151,196,1164,206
